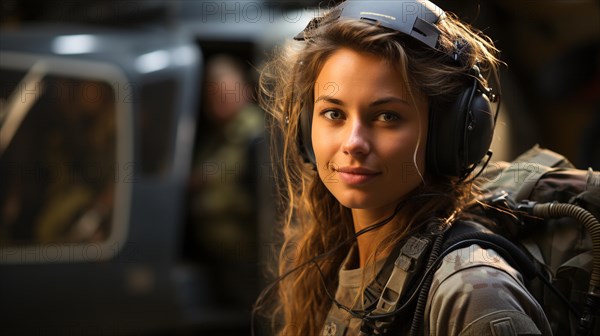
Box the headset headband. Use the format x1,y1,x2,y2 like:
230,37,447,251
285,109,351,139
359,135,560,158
295,0,446,50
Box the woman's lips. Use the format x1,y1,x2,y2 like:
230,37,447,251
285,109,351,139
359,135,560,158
335,166,381,185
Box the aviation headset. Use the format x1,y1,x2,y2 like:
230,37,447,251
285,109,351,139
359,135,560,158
293,0,499,178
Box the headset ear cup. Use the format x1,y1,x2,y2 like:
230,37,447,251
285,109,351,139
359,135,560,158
427,88,471,176
427,83,495,177
464,92,494,167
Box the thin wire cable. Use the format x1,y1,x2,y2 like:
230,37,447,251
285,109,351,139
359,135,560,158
250,192,449,335
251,197,404,335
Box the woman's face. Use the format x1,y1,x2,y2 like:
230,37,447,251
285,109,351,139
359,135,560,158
312,48,429,212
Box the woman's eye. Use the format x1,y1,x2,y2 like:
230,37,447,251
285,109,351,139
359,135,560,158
322,110,343,120
376,112,400,122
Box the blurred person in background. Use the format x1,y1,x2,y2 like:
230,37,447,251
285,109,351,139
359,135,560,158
188,54,265,307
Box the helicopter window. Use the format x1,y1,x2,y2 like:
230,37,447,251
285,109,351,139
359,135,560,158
0,68,117,247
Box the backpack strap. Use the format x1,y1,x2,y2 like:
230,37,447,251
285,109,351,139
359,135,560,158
407,220,541,336
358,235,432,335
374,236,431,314
440,220,539,281
360,220,543,335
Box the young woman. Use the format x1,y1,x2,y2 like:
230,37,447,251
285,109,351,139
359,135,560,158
257,1,551,335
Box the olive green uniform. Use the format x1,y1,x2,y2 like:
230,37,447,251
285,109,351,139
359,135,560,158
321,243,552,335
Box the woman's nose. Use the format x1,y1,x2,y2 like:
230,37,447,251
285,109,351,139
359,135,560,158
341,119,370,158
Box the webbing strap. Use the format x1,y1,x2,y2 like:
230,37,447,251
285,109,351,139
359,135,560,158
515,145,570,168
373,236,430,314
514,145,572,201
362,238,407,310
322,236,429,336
480,145,574,201
506,145,573,202
358,235,432,335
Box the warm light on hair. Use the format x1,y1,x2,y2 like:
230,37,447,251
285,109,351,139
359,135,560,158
256,7,501,335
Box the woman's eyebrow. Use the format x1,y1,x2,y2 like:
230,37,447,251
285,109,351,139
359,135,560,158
313,96,409,106
370,97,410,106
314,96,344,105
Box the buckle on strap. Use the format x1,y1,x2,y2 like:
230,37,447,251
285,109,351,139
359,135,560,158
375,236,431,314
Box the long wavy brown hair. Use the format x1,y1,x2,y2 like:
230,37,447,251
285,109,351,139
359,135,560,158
256,5,501,335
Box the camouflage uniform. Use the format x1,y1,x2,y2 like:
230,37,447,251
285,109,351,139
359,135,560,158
321,242,552,335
